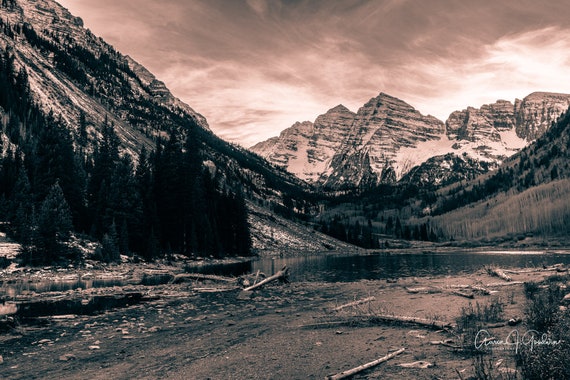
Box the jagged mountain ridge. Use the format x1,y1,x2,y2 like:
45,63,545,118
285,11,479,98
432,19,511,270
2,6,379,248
251,91,570,189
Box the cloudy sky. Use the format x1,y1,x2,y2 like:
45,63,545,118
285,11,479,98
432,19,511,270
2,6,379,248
56,0,570,147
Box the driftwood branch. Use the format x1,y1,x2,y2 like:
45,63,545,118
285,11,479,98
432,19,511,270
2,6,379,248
325,348,406,380
406,286,440,294
503,264,566,274
332,297,375,312
486,267,512,282
399,361,434,368
171,273,236,284
450,290,474,299
486,281,524,287
430,340,461,349
301,313,453,330
449,284,492,295
243,266,289,291
372,314,454,330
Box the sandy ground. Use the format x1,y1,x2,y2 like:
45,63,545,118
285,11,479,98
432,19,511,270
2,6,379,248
0,262,563,379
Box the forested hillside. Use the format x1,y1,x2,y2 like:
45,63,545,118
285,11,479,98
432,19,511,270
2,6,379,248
0,28,252,264
0,0,333,265
430,108,570,242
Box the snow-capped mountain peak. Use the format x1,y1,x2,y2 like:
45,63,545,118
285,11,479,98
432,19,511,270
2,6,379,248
251,91,570,189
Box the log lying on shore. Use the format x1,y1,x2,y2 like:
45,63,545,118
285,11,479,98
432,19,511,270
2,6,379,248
243,266,289,291
503,264,566,274
486,267,512,282
372,314,454,330
301,314,453,330
170,273,236,284
332,297,375,312
325,348,406,380
430,339,460,349
450,290,474,299
399,360,435,368
449,284,492,295
406,286,441,294
486,281,524,287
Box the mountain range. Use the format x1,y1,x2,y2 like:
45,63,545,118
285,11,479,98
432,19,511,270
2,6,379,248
1,0,569,258
251,92,570,189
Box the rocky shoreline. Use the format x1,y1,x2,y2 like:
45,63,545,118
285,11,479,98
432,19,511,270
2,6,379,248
1,255,568,379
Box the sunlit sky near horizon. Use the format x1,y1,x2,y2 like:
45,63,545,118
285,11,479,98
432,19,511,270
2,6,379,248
56,0,570,147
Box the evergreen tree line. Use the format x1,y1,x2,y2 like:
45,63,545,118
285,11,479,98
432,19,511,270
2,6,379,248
0,50,252,266
315,215,438,249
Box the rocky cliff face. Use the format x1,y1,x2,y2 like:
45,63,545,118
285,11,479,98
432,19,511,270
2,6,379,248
514,92,570,140
446,100,515,143
252,92,570,190
323,93,446,189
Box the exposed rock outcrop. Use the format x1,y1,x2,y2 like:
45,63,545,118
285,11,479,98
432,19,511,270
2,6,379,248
514,92,570,140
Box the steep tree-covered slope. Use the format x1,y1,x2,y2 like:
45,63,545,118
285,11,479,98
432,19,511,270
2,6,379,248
430,108,570,241
0,0,335,263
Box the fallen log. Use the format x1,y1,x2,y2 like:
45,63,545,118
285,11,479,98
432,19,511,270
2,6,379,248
449,284,492,295
471,285,492,295
486,267,511,282
332,296,375,312
372,314,454,330
243,266,289,291
503,264,566,274
399,360,434,368
171,273,236,284
406,287,440,294
301,314,453,330
451,290,474,299
300,320,350,329
193,287,236,293
486,281,524,287
325,348,406,380
430,340,460,349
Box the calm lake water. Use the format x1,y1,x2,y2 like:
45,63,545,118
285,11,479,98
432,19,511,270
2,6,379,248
4,250,570,298
252,250,570,282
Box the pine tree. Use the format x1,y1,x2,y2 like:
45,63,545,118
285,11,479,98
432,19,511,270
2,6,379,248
154,132,185,253
133,147,158,258
118,219,129,256
33,114,85,228
87,121,120,236
232,189,252,256
34,182,73,265
10,167,33,242
101,220,119,263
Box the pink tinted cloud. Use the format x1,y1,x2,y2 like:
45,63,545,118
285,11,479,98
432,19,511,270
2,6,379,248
56,0,570,146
